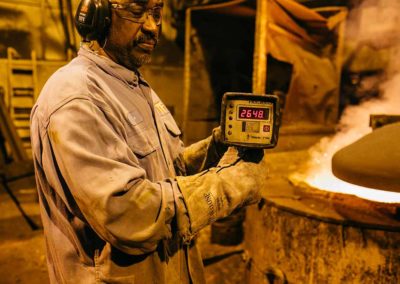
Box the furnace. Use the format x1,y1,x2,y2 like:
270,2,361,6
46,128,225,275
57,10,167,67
332,121,400,193
239,1,400,281
243,150,400,283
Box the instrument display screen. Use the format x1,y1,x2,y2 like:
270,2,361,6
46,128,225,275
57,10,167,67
221,92,280,148
238,107,269,120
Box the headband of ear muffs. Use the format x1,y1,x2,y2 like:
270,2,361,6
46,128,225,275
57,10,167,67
74,0,111,43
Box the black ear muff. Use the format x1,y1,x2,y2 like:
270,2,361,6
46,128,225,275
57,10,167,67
75,0,111,42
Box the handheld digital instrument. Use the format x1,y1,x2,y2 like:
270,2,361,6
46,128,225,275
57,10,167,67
221,92,280,149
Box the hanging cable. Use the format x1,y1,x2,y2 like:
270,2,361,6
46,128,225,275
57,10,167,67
58,0,74,57
66,0,78,54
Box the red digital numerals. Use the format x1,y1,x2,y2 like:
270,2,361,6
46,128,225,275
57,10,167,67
239,108,265,119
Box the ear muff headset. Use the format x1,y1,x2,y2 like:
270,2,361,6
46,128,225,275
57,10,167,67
75,0,111,42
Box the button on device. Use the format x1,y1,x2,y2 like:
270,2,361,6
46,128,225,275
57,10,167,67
228,131,232,135
229,116,233,120
229,103,234,108
229,124,232,128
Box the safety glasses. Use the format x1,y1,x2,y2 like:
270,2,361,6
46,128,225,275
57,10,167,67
110,1,162,26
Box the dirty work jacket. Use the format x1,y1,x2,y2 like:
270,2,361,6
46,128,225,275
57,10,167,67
30,47,212,284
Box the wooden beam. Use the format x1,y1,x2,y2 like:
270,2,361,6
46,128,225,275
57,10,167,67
0,97,28,162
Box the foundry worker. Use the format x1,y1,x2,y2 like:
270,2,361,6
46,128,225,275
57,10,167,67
30,0,267,283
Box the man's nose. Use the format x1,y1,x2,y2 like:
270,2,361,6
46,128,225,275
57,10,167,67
142,14,158,34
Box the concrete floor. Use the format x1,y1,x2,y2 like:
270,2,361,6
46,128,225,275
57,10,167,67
0,177,48,284
0,175,245,284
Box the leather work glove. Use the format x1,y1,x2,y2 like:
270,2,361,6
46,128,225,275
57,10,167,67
212,126,229,159
183,126,228,174
176,147,267,242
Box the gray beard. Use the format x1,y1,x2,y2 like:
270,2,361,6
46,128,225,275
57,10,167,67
103,41,152,70
130,53,151,69
114,47,151,70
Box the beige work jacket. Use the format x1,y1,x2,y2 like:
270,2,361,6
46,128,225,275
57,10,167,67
30,47,211,283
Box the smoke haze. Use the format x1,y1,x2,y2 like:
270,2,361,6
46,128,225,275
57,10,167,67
298,0,400,203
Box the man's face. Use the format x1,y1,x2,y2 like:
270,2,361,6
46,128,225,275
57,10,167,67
105,0,163,70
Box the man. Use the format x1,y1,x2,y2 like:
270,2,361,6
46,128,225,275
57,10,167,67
30,0,267,283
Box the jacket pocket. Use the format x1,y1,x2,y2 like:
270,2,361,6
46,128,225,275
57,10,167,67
162,114,184,156
163,114,182,137
126,121,158,158
94,247,136,284
161,114,186,175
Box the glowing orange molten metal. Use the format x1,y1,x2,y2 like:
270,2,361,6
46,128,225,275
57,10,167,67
292,0,400,204
304,168,400,204
292,75,400,203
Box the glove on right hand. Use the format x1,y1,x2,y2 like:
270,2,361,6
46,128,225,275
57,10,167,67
218,147,264,166
176,146,268,242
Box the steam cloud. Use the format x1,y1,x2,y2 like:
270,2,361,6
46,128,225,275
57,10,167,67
297,0,400,203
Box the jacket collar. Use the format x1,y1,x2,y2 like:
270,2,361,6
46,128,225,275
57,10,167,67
78,46,149,87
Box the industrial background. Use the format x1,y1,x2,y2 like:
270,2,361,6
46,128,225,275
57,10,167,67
1,0,399,283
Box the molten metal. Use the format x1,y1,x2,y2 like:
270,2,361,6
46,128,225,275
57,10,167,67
304,169,400,204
